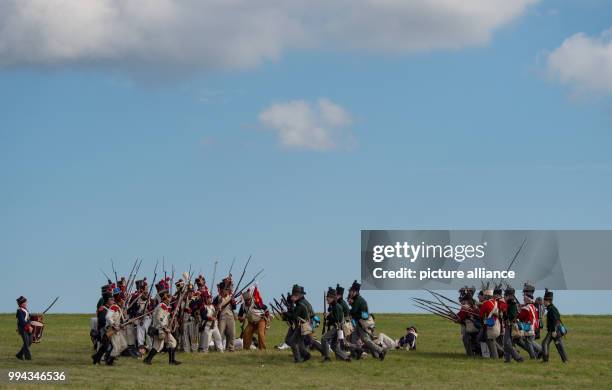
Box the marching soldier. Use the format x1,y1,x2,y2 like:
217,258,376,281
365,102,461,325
237,289,270,351
457,287,479,357
15,296,33,361
541,289,568,363
104,288,129,365
143,289,181,365
501,284,523,363
127,279,153,355
348,280,386,361
336,284,353,350
214,278,236,352
321,287,350,362
180,283,198,353
284,284,311,363
518,282,542,359
198,290,224,352
479,283,500,359
92,292,113,365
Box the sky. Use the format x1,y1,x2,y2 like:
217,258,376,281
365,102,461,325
1,0,612,314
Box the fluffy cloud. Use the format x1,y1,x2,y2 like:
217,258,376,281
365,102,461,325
0,0,537,74
547,28,612,94
259,98,354,151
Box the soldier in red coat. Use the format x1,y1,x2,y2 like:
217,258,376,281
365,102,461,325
479,283,500,358
517,282,543,359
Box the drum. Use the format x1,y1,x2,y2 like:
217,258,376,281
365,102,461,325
30,314,45,343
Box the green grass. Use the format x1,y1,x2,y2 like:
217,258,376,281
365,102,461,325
1,313,611,389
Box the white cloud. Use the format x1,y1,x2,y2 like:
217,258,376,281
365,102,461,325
546,28,612,94
259,98,354,151
0,0,537,75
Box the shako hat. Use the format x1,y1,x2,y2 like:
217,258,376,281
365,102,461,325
493,283,503,296
544,288,553,300
349,280,361,292
16,296,27,305
291,284,305,295
135,278,147,290
336,284,345,296
326,287,337,298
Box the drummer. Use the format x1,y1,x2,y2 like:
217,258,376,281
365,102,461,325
16,296,33,360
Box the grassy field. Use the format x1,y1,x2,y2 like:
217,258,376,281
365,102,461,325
0,313,611,389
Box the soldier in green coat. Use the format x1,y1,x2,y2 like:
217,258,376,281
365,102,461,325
336,284,350,319
285,284,311,363
347,280,386,361
322,287,351,362
541,289,568,363
502,285,524,363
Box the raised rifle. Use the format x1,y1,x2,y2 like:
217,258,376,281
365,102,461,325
211,260,218,290
233,255,252,294
111,258,118,285
99,268,112,283
322,291,327,335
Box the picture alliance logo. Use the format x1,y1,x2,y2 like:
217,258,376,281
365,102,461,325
371,241,488,263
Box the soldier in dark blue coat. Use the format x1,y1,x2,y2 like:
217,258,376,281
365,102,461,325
16,296,33,360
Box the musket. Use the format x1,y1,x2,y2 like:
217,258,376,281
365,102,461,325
413,297,479,317
273,298,285,312
169,270,194,331
111,258,118,285
211,260,218,289
41,296,60,314
412,301,458,321
322,291,327,335
424,289,461,320
124,258,141,306
412,299,457,320
413,302,458,322
228,257,236,277
121,296,178,327
233,255,252,294
146,260,159,307
232,269,263,298
170,265,175,295
99,268,112,283
499,236,527,284
425,289,466,313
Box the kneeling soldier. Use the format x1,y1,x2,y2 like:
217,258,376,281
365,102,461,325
322,287,350,362
144,290,181,365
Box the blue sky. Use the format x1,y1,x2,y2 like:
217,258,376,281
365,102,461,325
1,0,612,313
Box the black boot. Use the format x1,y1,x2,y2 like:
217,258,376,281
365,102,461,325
555,342,568,363
169,348,182,365
105,356,115,366
144,348,157,365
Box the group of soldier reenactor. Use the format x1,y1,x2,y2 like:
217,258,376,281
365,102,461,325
456,282,568,363
15,269,567,366
273,280,392,363
90,269,271,366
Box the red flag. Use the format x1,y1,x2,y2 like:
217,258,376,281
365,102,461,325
253,285,263,307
